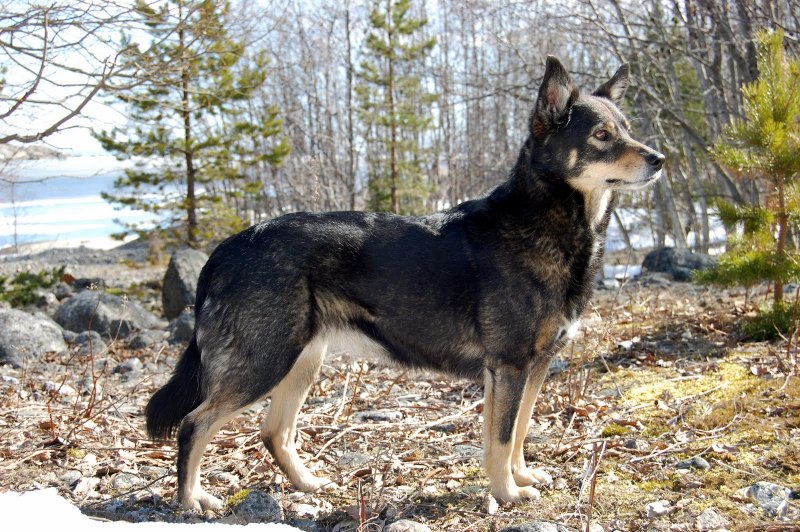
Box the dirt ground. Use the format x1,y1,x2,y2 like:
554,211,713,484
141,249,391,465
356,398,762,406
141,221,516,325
0,259,798,531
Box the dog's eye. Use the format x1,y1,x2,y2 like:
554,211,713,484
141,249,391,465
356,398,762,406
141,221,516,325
594,130,611,141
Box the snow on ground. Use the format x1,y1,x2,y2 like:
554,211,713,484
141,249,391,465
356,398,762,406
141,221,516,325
0,490,300,531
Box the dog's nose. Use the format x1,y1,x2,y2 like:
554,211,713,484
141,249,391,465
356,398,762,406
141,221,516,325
646,152,665,170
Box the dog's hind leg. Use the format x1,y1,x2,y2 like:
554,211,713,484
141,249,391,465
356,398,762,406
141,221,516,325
260,336,333,492
511,357,554,487
483,362,540,502
176,396,241,512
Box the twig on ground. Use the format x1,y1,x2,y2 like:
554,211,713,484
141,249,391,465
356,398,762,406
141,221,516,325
410,397,483,437
344,363,366,421
334,370,351,422
585,441,606,532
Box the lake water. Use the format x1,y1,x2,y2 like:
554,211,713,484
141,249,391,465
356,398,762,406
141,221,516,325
0,156,151,250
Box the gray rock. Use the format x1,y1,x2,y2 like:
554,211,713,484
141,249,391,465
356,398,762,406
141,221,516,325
637,271,673,287
39,292,58,307
79,376,103,398
53,282,72,300
676,456,711,470
55,291,164,339
72,476,100,496
338,451,372,469
60,470,82,486
624,438,649,451
453,444,483,460
548,356,568,376
597,278,620,290
330,520,357,532
0,307,67,367
209,471,240,486
127,329,167,349
384,519,432,532
288,518,324,532
43,380,76,396
228,490,283,523
292,503,324,519
162,248,208,320
642,246,716,282
499,522,569,532
1,375,19,386
111,473,143,491
74,330,106,356
138,466,168,479
741,481,791,517
116,357,143,374
646,499,673,517
695,507,730,530
353,410,402,422
169,309,195,344
598,387,623,398
73,277,105,291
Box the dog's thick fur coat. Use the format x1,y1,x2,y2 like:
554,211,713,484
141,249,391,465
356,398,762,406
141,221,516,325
146,57,664,511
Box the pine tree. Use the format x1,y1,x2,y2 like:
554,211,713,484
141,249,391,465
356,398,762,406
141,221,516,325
357,0,436,215
698,30,800,320
94,0,289,248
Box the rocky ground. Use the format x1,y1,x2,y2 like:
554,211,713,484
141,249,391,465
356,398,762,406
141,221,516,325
0,244,798,531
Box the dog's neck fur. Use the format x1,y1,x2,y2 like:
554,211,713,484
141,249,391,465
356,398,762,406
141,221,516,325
506,139,616,236
477,141,614,319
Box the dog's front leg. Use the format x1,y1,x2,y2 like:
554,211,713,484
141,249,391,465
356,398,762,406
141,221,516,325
483,363,540,502
511,357,553,487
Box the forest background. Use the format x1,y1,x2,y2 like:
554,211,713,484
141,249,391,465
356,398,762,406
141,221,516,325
3,0,798,255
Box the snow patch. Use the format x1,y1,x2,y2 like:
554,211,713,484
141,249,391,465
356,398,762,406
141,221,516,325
0,489,301,531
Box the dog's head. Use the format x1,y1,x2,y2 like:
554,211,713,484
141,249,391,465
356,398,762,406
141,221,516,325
529,56,664,193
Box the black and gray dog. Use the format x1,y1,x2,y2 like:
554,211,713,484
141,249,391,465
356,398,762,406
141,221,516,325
146,56,664,511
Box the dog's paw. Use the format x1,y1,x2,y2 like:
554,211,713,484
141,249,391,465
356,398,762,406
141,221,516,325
491,483,541,503
530,467,553,485
294,473,337,493
318,477,340,491
513,466,553,487
180,489,224,513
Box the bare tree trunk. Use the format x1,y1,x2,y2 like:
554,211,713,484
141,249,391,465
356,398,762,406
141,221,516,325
345,1,356,210
179,18,197,248
659,171,688,249
387,0,399,214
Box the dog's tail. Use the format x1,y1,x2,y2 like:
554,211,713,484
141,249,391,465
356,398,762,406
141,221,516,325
145,252,219,440
145,335,205,440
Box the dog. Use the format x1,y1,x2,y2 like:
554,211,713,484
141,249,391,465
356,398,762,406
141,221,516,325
145,56,664,511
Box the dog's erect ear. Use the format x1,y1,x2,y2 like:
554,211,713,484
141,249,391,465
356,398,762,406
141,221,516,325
531,56,579,138
593,64,630,106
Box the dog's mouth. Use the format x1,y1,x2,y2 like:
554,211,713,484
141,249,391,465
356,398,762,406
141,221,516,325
606,169,662,188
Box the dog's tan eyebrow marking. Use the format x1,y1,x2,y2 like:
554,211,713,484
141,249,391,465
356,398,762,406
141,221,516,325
594,99,616,119
595,98,630,128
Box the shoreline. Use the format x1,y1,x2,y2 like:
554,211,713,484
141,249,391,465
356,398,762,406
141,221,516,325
0,236,132,256
0,236,160,287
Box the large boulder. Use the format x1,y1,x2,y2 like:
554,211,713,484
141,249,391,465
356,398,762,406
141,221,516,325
0,308,67,367
641,246,716,282
54,291,164,339
162,248,208,320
